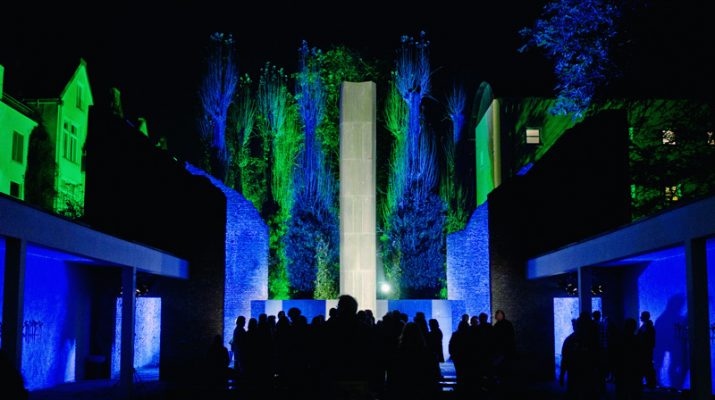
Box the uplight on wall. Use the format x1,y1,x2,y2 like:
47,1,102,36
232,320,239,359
526,128,541,144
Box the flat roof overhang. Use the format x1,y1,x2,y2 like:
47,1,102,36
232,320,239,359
0,194,188,279
527,195,715,279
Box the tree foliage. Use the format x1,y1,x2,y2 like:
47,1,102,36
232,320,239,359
520,0,620,117
198,32,239,181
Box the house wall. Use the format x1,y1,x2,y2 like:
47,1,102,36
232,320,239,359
0,102,37,199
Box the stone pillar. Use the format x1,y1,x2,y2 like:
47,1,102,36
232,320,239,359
685,238,711,400
340,81,376,313
2,237,26,370
578,266,592,316
120,266,136,396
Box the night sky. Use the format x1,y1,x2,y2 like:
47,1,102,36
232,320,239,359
1,1,712,161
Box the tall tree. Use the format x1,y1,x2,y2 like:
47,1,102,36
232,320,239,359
285,41,339,298
387,33,446,298
198,32,239,181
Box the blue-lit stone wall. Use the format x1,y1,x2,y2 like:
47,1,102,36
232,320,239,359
186,164,269,347
447,202,490,317
111,297,162,379
252,300,327,322
21,252,88,390
553,297,601,379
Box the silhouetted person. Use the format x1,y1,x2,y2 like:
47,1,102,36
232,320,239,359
231,316,247,372
321,295,374,399
461,314,469,324
0,349,28,400
427,319,445,364
614,318,641,400
636,311,656,389
414,312,429,340
207,334,230,386
593,311,607,396
328,307,337,321
476,312,494,378
560,319,579,397
493,310,515,381
388,322,440,400
449,320,471,391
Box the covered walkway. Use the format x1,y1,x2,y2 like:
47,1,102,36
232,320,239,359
0,194,188,396
527,195,715,399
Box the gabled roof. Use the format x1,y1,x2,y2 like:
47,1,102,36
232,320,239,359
4,59,91,102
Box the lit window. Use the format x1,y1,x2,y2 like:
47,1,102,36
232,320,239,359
662,130,676,145
526,128,541,144
63,122,79,163
707,131,714,146
665,184,682,203
76,83,83,110
11,131,23,163
10,181,21,198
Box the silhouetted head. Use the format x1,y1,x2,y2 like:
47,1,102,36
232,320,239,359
470,316,478,327
462,314,469,323
640,311,651,322
479,313,488,325
337,294,358,318
399,313,408,323
288,307,301,322
259,313,267,323
248,318,257,331
495,310,505,322
399,322,426,350
624,318,637,335
429,319,439,331
328,308,337,319
312,315,325,326
458,320,470,333
592,310,601,321
278,310,286,319
236,316,246,328
415,312,426,322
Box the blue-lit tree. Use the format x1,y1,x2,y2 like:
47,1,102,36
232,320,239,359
519,0,620,117
199,32,239,181
387,33,446,298
441,85,469,234
284,41,339,298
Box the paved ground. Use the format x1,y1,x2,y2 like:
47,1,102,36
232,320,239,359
28,363,687,400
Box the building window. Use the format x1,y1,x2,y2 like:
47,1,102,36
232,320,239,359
662,129,676,145
10,181,21,198
665,184,682,203
526,128,541,145
76,83,83,110
707,131,714,146
63,121,79,163
11,131,24,163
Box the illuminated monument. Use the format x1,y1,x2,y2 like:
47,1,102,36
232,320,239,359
339,81,377,313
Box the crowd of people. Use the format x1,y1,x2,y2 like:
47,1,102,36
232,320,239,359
209,295,516,399
559,310,656,400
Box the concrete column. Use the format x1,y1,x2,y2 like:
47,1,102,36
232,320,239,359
2,237,26,370
339,81,376,313
685,238,711,399
578,266,592,316
120,266,136,395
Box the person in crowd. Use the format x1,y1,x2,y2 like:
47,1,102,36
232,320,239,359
449,320,471,392
230,316,247,372
592,310,608,395
614,318,641,400
388,322,440,400
636,311,656,389
493,309,515,382
427,319,445,364
476,312,494,379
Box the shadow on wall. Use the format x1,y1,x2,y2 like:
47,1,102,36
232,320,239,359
653,294,688,389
